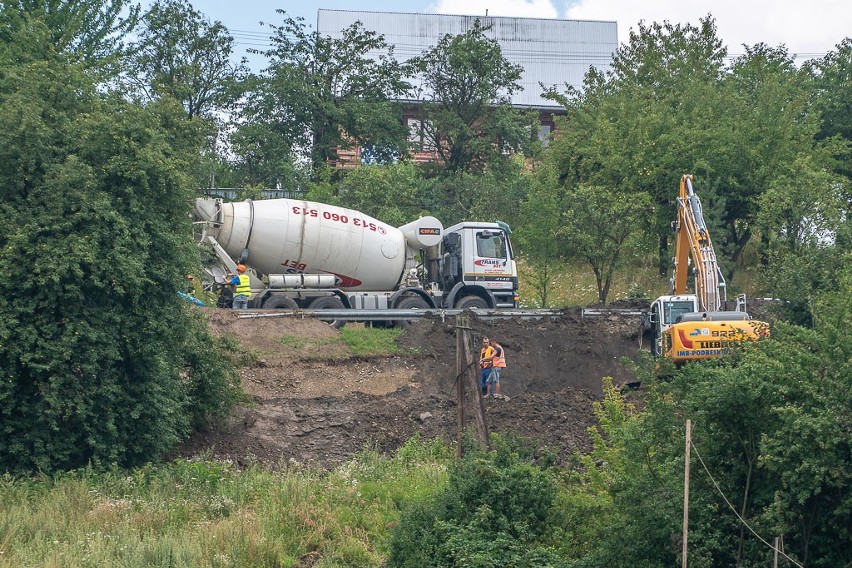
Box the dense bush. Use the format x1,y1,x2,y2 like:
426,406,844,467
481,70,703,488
387,435,567,567
568,268,851,567
0,51,239,473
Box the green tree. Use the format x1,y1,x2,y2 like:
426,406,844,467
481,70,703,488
559,185,653,303
545,17,728,276
244,12,410,177
754,148,849,323
572,272,852,566
410,19,538,175
0,0,139,69
715,44,823,275
227,116,306,189
125,0,248,119
333,162,426,226
420,163,528,226
0,55,237,473
515,162,565,307
805,37,852,179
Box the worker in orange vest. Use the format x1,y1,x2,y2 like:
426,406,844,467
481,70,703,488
487,339,507,398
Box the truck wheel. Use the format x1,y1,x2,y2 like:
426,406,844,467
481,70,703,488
309,296,346,329
262,296,298,310
396,296,430,328
455,295,489,310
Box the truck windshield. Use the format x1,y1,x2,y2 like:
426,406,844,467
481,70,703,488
476,232,507,259
664,301,695,324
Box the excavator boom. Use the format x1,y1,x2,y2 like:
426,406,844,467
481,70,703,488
671,175,726,312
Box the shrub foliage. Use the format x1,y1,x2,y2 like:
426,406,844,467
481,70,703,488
388,435,565,567
0,52,238,473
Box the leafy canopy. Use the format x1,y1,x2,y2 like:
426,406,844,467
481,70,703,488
243,12,411,177
125,0,248,119
0,0,139,69
410,19,538,175
0,53,238,473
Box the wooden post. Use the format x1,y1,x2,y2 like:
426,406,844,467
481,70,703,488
455,314,466,458
462,321,489,448
682,419,692,568
773,537,780,568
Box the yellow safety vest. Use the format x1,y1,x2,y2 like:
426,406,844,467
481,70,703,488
235,273,251,297
480,346,495,369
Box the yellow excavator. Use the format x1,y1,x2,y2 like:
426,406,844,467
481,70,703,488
644,175,769,363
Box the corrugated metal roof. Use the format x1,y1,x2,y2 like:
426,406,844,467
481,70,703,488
317,10,617,109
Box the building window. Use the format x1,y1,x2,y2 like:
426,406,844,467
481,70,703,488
538,124,552,145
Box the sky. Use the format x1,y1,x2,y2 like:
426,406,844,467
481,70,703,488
168,0,850,70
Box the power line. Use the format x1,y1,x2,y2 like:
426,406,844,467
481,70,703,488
690,439,804,568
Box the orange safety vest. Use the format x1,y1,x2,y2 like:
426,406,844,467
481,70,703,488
492,343,506,368
480,345,495,369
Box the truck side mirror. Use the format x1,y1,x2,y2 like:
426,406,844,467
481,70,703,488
443,233,460,250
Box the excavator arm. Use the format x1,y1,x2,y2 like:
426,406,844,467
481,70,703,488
671,175,726,312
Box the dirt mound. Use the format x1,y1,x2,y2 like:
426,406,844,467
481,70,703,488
177,309,643,468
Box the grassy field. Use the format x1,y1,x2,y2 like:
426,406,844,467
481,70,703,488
275,327,410,361
516,258,670,308
0,439,450,567
517,258,762,308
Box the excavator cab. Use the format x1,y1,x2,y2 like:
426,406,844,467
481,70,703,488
647,295,700,356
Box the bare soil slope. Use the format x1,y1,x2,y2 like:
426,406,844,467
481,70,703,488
178,309,643,468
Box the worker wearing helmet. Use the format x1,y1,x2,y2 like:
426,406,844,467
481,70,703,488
230,264,252,309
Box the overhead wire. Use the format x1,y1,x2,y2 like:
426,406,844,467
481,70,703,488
689,439,804,568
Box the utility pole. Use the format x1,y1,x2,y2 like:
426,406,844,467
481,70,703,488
682,419,692,568
455,314,466,458
462,323,489,449
453,312,489,453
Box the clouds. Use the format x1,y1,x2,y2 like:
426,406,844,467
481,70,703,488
428,0,849,58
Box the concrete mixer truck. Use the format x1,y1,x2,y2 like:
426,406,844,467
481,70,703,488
192,197,518,325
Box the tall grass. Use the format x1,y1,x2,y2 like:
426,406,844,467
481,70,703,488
517,258,670,307
517,256,764,308
0,438,450,567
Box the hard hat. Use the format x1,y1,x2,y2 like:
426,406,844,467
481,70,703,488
237,264,246,273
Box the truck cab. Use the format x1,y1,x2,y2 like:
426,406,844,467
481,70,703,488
437,222,518,308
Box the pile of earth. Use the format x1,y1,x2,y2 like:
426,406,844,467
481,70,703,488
177,307,646,468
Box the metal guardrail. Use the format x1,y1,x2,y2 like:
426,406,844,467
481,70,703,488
580,308,644,317
235,308,642,321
